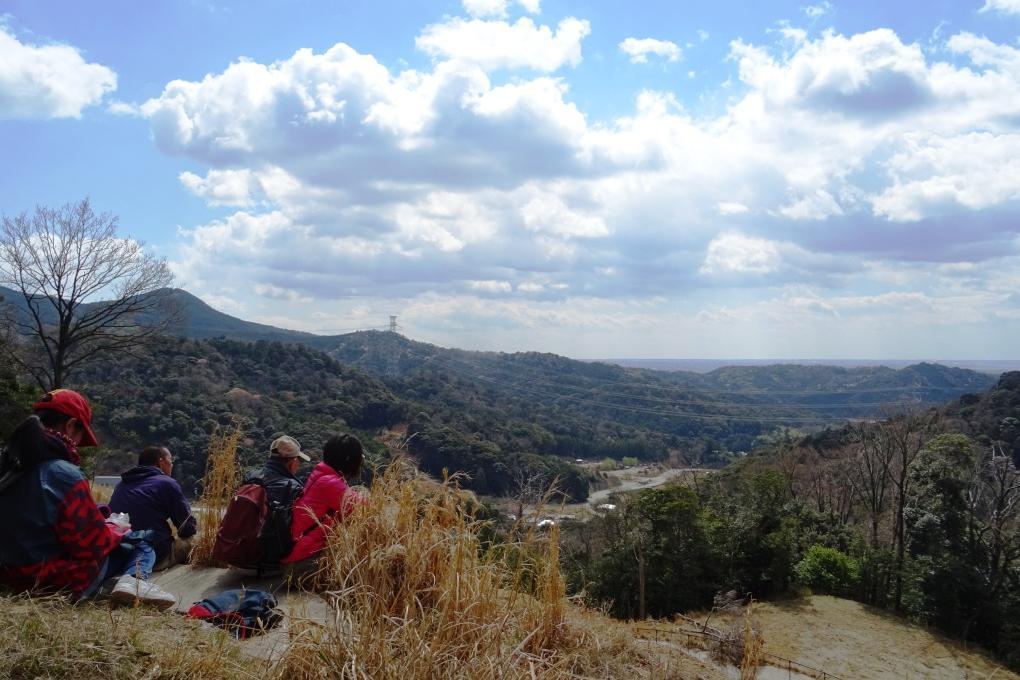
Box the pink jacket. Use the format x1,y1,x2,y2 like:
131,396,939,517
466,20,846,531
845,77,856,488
283,461,362,563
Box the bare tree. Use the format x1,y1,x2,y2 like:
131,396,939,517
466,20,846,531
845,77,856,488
0,198,176,389
885,408,939,609
848,422,895,549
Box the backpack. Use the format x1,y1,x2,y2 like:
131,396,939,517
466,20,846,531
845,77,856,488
212,478,295,570
186,588,284,638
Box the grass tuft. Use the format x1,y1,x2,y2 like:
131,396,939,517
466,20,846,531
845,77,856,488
275,460,696,679
190,423,243,566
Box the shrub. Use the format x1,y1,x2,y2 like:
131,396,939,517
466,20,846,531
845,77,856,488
794,545,859,595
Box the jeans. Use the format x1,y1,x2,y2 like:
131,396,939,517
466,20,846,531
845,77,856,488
81,539,157,599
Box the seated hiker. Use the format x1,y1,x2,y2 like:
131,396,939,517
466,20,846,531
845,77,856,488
0,389,174,607
214,435,309,573
110,445,197,571
256,435,309,568
283,433,365,569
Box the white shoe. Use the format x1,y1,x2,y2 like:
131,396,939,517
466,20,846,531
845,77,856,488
110,575,177,609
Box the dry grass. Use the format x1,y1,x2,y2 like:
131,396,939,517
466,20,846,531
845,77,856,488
90,482,115,504
713,595,1020,680
190,424,243,566
274,461,704,679
0,592,255,680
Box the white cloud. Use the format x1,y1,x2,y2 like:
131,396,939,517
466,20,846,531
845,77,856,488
619,37,682,64
802,1,834,18
0,26,116,119
701,233,782,275
461,0,540,18
717,202,749,216
980,0,1020,14
520,193,609,238
140,26,1020,352
697,29,710,42
469,279,513,293
872,132,1020,221
463,0,508,18
180,169,261,207
416,17,589,72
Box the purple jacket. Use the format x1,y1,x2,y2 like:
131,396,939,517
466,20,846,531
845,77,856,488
109,466,196,562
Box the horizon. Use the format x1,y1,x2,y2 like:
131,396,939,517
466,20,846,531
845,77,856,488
3,1,1020,358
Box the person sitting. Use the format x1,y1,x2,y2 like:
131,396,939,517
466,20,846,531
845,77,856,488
256,435,309,570
110,445,197,571
0,389,174,606
283,433,365,570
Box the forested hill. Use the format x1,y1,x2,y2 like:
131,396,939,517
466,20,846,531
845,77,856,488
0,287,998,500
72,337,406,495
326,331,994,449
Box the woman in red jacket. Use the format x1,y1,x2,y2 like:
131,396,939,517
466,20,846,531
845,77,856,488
283,433,365,566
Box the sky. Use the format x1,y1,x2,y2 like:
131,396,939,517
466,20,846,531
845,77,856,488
1,0,1019,360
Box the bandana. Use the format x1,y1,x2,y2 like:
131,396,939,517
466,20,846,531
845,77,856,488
45,428,81,466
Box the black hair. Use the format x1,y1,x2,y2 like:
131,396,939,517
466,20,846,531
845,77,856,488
322,433,364,480
34,409,72,430
139,445,169,467
0,416,50,479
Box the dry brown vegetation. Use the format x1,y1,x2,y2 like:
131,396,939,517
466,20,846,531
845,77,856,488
0,593,254,680
190,424,243,566
274,461,713,679
711,595,1020,680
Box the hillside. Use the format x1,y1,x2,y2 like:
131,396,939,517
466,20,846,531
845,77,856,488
327,330,996,459
0,286,1000,497
712,595,1020,680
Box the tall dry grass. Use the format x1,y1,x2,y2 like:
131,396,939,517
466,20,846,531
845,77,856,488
189,423,243,566
90,481,114,504
276,461,654,679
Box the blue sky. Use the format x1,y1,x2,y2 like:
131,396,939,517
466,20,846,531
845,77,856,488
2,0,1019,359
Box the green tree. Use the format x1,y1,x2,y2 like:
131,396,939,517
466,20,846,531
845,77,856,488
795,545,859,595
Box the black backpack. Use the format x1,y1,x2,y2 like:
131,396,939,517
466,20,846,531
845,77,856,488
0,416,47,493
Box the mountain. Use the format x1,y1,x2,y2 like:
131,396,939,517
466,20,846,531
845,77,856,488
1,285,999,487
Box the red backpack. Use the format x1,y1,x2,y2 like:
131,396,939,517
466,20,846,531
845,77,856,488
213,480,269,568
214,477,299,571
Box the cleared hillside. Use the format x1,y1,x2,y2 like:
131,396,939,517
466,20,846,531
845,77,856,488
713,595,1019,680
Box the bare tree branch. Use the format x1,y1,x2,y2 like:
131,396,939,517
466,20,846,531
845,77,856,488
0,198,177,389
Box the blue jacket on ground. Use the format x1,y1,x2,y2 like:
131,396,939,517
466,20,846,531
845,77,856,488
109,466,196,563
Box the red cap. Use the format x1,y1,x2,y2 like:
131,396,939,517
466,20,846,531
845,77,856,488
32,389,99,447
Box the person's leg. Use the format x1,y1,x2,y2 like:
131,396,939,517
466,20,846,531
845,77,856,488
79,556,113,600
108,541,157,580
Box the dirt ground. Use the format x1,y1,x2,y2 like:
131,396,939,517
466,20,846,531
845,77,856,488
716,595,1017,680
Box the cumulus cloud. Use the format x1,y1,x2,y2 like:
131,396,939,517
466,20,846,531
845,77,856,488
701,233,782,275
802,1,834,18
980,0,1020,14
0,25,116,119
872,132,1020,221
462,0,541,18
731,29,933,120
619,37,682,64
180,169,262,207
138,23,1020,351
416,17,589,72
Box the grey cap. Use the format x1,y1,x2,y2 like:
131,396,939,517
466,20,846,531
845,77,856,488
270,435,310,461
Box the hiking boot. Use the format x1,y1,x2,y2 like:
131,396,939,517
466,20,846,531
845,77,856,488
110,575,177,609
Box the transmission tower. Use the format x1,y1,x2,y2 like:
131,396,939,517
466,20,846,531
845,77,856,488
388,315,400,333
